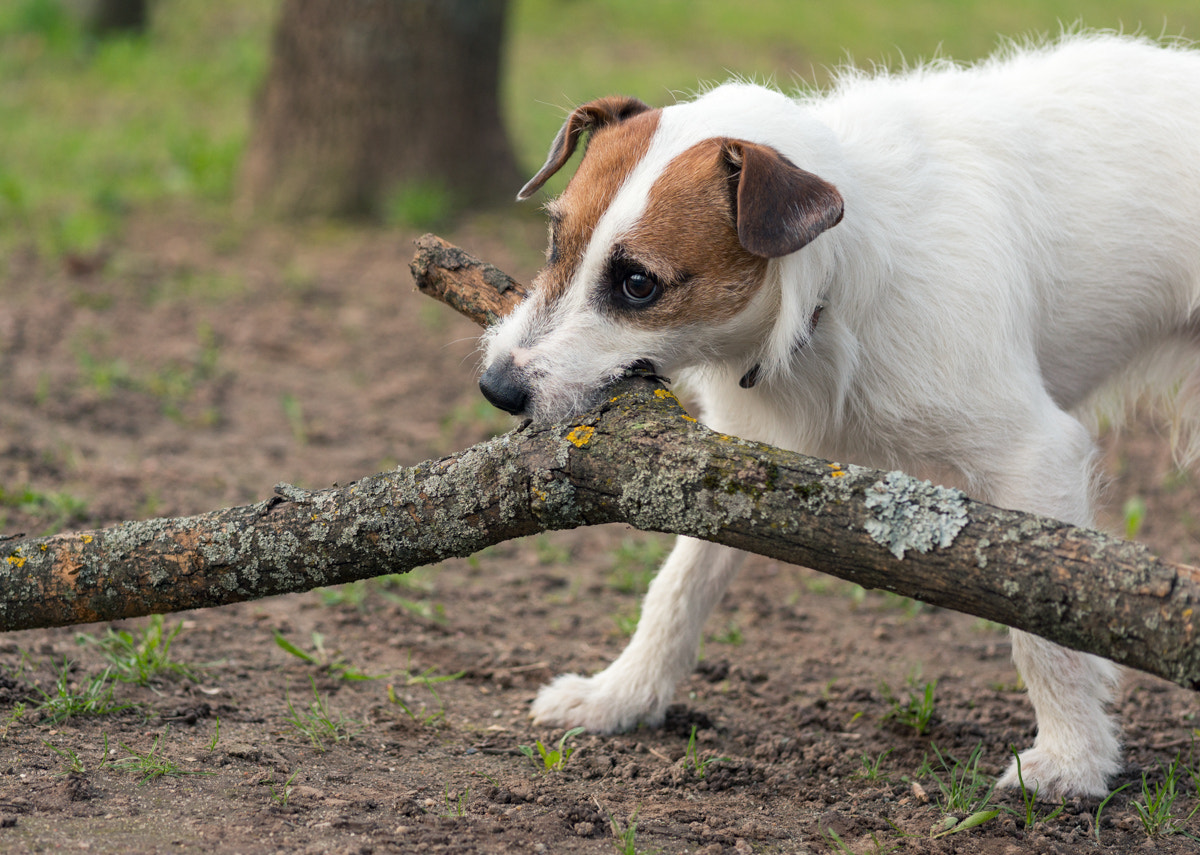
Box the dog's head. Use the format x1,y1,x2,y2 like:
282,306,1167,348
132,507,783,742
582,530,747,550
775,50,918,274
479,88,844,422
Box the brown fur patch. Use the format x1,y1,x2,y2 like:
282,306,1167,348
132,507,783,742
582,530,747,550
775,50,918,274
532,109,661,306
621,139,769,328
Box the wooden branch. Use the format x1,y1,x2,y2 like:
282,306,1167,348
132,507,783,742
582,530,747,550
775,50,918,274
1,236,1197,697
410,233,527,326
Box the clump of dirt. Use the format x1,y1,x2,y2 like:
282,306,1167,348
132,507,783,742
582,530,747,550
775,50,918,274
0,206,1196,853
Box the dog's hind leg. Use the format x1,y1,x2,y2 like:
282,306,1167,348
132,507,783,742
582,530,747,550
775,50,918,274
530,537,746,733
985,407,1123,799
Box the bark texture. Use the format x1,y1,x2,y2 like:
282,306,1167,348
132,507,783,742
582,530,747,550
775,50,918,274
1,238,1197,696
238,0,522,219
410,233,527,326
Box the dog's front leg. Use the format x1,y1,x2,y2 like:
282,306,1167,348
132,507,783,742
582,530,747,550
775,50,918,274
999,629,1122,798
531,537,746,732
983,406,1124,798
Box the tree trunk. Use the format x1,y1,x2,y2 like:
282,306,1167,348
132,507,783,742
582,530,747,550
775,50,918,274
238,0,522,219
86,0,147,34
0,237,1198,694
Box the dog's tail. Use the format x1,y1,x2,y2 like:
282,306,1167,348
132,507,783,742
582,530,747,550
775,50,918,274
1085,319,1200,469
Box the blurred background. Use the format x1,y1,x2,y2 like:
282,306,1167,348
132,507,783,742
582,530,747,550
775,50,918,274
1,0,1198,559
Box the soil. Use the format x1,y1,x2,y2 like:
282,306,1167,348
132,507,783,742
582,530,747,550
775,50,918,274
0,206,1197,854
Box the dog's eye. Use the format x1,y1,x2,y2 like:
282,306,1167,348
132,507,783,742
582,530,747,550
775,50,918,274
620,271,660,306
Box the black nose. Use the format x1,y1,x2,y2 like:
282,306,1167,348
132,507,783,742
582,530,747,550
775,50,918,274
479,356,530,415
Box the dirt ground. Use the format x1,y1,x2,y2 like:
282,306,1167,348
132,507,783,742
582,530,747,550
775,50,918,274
0,206,1197,854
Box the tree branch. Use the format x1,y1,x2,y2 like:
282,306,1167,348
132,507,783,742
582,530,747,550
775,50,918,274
1,236,1196,694
410,233,527,326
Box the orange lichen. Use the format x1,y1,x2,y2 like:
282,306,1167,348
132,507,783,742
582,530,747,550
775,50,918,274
566,426,595,447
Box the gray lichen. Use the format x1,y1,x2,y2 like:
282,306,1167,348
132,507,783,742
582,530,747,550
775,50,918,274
974,537,991,569
863,472,969,560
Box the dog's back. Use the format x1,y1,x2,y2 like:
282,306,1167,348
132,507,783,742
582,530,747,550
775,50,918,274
657,34,1200,473
812,35,1200,432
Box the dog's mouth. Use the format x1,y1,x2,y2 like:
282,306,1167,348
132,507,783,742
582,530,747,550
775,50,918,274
623,358,671,385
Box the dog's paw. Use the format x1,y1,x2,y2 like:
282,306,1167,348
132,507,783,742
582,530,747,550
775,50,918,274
997,746,1118,800
530,672,669,734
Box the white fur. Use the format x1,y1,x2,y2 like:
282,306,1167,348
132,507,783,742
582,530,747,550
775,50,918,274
484,34,1200,799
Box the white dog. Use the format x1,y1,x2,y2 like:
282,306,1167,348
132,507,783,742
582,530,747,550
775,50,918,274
478,33,1200,799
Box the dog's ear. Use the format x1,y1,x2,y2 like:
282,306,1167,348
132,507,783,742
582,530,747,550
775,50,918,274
721,140,844,258
517,96,653,200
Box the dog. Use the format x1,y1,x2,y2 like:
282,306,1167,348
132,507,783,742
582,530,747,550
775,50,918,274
478,33,1200,799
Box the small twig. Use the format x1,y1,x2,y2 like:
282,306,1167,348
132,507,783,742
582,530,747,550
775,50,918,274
646,746,673,764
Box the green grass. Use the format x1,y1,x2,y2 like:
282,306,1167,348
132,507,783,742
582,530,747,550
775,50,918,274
610,808,659,855
385,180,456,230
70,323,225,424
76,614,204,684
1131,756,1200,838
607,535,669,594
928,743,998,816
1,703,27,740
43,739,88,774
0,483,88,535
280,393,307,445
0,0,275,258
32,660,135,724
855,747,893,781
709,620,744,646
879,676,938,736
284,677,361,752
109,730,207,785
518,726,586,773
274,630,380,682
533,534,572,565
903,743,1006,839
387,684,446,728
1007,746,1068,829
612,605,640,637
267,768,302,806
384,657,466,728
685,724,729,779
823,827,899,854
1123,495,1148,539
441,784,470,818
45,730,205,783
315,569,445,622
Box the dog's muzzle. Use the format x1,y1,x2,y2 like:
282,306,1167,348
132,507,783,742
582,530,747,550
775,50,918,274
479,355,530,415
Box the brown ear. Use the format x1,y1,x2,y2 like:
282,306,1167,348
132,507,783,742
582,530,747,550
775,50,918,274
721,140,844,258
517,96,653,200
